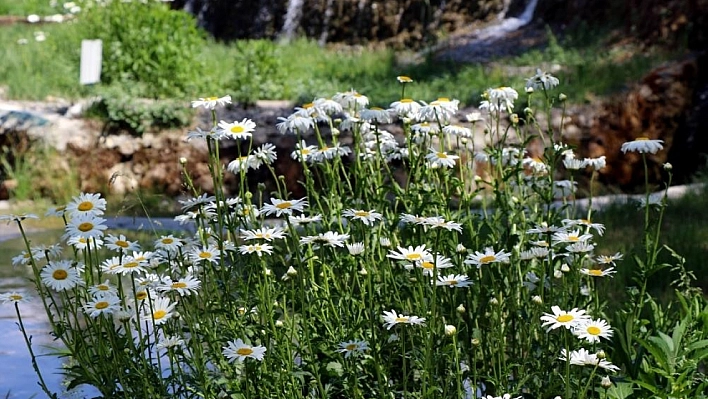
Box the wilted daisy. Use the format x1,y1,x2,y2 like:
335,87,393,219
300,231,350,248
480,87,518,113
158,275,201,296
382,309,426,330
291,140,318,162
0,291,30,304
464,247,511,268
223,338,266,362
574,318,613,343
526,69,560,91
553,180,577,198
105,234,140,252
596,252,623,266
436,274,473,288
337,340,369,358
314,97,343,115
426,149,459,168
360,107,393,124
12,250,33,266
66,192,106,217
424,216,463,232
218,118,256,140
620,138,664,154
565,241,595,254
191,95,231,109
288,214,322,226
443,124,473,138
41,260,83,291
637,194,664,209
142,296,176,325
520,247,550,260
562,218,606,236
261,197,308,217
239,244,273,256
559,348,619,372
342,209,383,226
82,294,121,318
387,245,431,262
417,97,459,123
227,155,261,174
540,306,590,331
346,242,365,256
65,214,107,239
585,156,607,171
563,157,587,170
254,143,278,164
333,90,369,110
240,227,287,241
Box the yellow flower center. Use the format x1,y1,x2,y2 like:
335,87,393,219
354,211,369,217
405,253,422,261
588,269,603,276
123,261,139,269
116,240,129,248
395,317,409,323
231,126,245,134
301,149,310,155
78,222,94,232
400,98,413,103
448,280,458,286
303,102,314,108
136,291,147,300
636,137,649,141
77,201,94,211
345,344,357,351
97,285,109,291
437,97,450,102
371,106,383,110
198,251,212,259
172,282,188,289
23,253,30,258
557,314,574,323
436,152,448,159
275,201,292,209
236,347,254,356
580,219,591,224
161,238,174,244
421,261,434,269
95,301,109,310
53,269,68,280
479,255,496,264
10,294,22,301
153,310,167,320
568,236,579,242
205,96,218,101
587,326,601,335
397,76,412,83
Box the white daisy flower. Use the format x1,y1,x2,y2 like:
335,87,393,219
254,143,278,164
360,107,393,124
313,97,343,115
563,158,587,170
288,214,322,226
559,348,619,372
565,242,596,253
65,214,107,239
157,335,186,350
300,231,350,248
190,246,220,264
337,340,369,358
143,296,176,325
227,155,261,174
111,256,148,276
157,275,201,296
620,138,664,154
240,227,287,242
520,247,550,260
342,209,383,226
88,279,118,298
584,156,606,171
436,274,473,288
346,242,365,256
261,198,308,217
443,124,473,138
82,294,121,318
381,309,426,330
186,126,225,141
276,114,315,135
238,244,273,256
425,149,459,168
551,229,593,245
291,140,318,163
389,98,421,118
464,247,511,268
191,95,231,109
573,318,613,343
0,291,31,304
218,118,256,140
406,253,454,276
525,69,560,91
223,338,266,362
596,252,623,266
154,235,183,253
40,260,83,291
561,218,605,236
66,192,107,217
333,90,369,110
417,97,459,123
105,234,140,252
387,245,431,263
540,306,590,331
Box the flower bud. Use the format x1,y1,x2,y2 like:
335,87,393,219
275,320,284,328
471,338,480,346
596,350,606,359
560,263,570,273
532,295,543,304
444,325,457,336
358,267,368,276
663,162,673,171
601,376,612,389
489,297,499,306
525,87,534,94
456,304,466,314
559,93,567,102
510,114,519,124
554,269,563,279
179,157,187,165
456,244,467,253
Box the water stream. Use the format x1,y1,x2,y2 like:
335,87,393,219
471,0,539,42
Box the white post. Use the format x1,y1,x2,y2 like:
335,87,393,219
80,39,102,85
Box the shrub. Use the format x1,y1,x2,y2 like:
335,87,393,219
78,0,206,99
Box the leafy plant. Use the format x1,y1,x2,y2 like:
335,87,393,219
78,0,206,99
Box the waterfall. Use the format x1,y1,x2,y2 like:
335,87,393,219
473,0,539,42
280,0,305,42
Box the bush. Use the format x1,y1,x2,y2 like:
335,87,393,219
79,0,206,99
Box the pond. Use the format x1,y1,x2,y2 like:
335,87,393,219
0,216,185,398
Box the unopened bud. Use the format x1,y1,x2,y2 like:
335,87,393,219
596,350,606,359
663,163,672,171
559,93,567,102
471,338,480,346
554,269,563,279
525,87,534,94
532,295,543,304
275,320,284,328
179,157,188,165
510,114,519,124
489,297,499,306
601,376,612,389
456,304,466,314
286,266,297,276
560,264,570,273
358,267,368,276
444,325,457,336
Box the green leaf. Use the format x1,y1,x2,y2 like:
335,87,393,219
607,381,635,399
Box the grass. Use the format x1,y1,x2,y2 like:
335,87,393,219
0,15,681,106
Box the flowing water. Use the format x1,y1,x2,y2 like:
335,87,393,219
471,0,539,42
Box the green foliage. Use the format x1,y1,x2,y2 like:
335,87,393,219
78,1,206,99
230,40,287,106
0,0,57,15
87,85,193,135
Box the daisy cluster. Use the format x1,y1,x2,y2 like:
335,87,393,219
3,69,677,398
